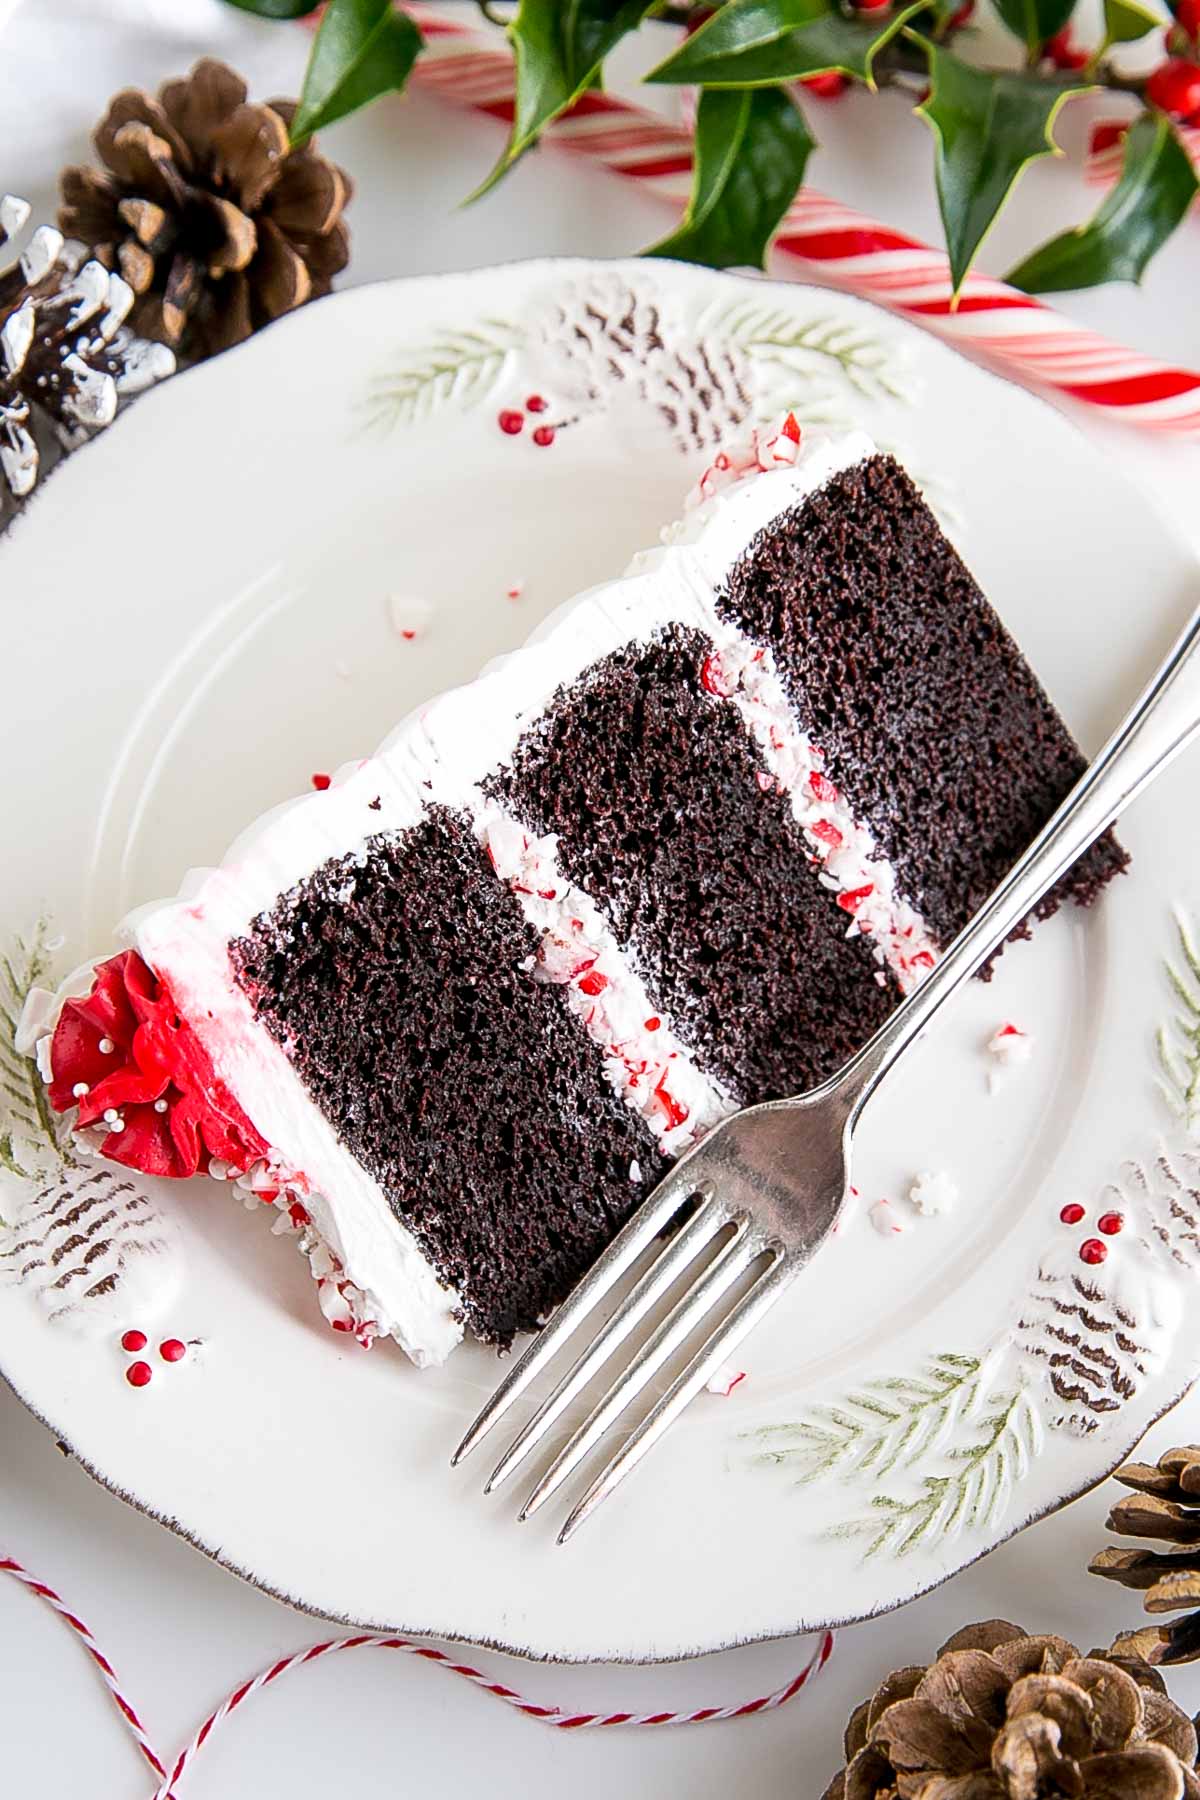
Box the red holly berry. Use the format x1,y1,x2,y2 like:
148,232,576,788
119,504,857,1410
1146,56,1200,120
1045,26,1090,68
1059,1203,1086,1225
531,424,556,447
160,1338,187,1363
525,394,548,413
126,1360,153,1388
1079,1238,1108,1266
801,71,849,98
1175,0,1200,40
498,409,524,435
311,772,331,790
1097,1211,1124,1236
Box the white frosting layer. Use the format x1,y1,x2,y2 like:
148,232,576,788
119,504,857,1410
130,428,938,1366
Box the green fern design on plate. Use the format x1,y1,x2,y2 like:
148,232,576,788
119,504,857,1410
1158,910,1200,1127
0,922,63,1183
362,321,527,434
745,1352,983,1486
705,302,915,408
832,1385,1039,1560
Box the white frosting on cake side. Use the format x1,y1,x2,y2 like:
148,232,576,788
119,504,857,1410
120,427,940,1367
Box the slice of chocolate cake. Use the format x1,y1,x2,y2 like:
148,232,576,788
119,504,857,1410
38,420,1125,1365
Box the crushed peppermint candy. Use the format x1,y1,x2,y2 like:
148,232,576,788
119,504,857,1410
986,1021,1032,1092
909,1169,959,1217
685,412,803,508
387,593,434,641
869,1198,907,1238
690,628,939,992
480,810,733,1155
505,578,525,601
706,1363,747,1397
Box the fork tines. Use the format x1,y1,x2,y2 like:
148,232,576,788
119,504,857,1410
451,1167,790,1542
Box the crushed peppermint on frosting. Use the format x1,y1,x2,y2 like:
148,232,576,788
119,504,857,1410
909,1169,959,1217
685,412,804,510
479,809,735,1154
986,1021,1032,1093
696,634,939,994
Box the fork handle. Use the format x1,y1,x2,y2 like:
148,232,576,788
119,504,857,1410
837,598,1200,1123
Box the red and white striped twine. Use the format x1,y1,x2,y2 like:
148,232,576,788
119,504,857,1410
404,3,1200,435
0,1551,834,1798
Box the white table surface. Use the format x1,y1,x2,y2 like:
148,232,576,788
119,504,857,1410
3,3,1200,1794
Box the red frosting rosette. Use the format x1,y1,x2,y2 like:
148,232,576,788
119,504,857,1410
48,950,267,1179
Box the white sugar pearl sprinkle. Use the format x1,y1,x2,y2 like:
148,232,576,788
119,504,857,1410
108,1118,124,1133
154,1098,169,1113
102,1108,119,1123
72,1082,89,1098
97,1037,115,1054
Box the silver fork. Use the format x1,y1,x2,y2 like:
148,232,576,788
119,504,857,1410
453,599,1200,1543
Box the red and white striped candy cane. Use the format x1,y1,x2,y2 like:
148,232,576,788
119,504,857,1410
1087,115,1200,186
0,1551,833,1798
404,3,1200,434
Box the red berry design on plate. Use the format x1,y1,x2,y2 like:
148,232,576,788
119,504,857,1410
801,71,848,98
121,1328,147,1353
1060,1203,1085,1225
1045,26,1089,69
1146,57,1200,120
126,1360,153,1388
160,1338,187,1363
525,394,548,413
1079,1238,1108,1266
1098,1211,1124,1236
531,424,556,448
498,408,524,436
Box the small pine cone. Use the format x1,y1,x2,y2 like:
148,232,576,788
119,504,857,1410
58,58,351,363
1093,1445,1200,1668
0,193,173,519
821,1619,1200,1799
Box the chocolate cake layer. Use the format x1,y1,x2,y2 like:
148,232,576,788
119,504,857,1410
488,625,898,1103
717,456,1127,950
230,808,665,1346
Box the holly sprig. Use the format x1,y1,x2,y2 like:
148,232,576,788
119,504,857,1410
224,0,1200,297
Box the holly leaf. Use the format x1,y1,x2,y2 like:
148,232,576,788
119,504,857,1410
476,0,656,196
918,45,1085,293
1103,0,1159,39
1007,112,1199,292
222,0,321,17
991,0,1076,56
646,86,815,269
648,0,924,89
290,0,422,142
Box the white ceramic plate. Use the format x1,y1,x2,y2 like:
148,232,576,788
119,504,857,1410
2,258,1200,1663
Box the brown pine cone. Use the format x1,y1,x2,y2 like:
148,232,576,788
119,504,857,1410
822,1619,1200,1799
58,59,351,363
1093,1445,1200,1668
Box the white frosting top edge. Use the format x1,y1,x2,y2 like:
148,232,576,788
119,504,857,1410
130,429,889,1366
